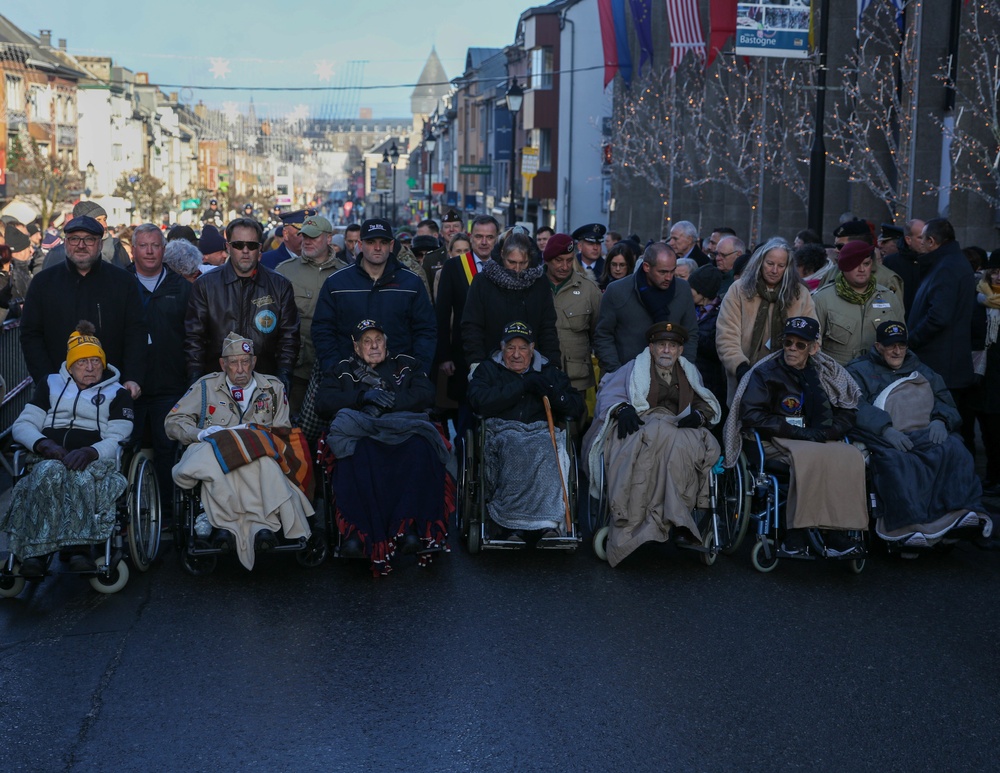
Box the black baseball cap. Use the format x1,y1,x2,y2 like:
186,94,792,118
360,219,394,241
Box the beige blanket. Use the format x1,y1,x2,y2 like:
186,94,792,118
173,442,313,570
768,438,867,530
604,408,720,567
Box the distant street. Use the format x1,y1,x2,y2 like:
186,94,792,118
2,523,999,772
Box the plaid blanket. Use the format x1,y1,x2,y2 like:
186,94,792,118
207,425,314,500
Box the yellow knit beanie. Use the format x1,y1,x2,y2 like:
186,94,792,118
66,320,106,369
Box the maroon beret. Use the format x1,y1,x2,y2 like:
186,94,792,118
542,233,575,261
837,240,874,272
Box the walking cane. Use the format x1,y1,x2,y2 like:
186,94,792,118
543,395,573,536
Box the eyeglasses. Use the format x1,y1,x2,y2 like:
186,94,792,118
882,342,908,351
229,241,261,251
783,339,810,351
716,250,739,261
67,235,100,246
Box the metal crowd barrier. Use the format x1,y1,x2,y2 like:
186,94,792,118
0,319,31,454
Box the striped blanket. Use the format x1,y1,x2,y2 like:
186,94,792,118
206,425,314,500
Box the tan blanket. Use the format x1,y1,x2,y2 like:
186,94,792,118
768,438,867,530
173,442,313,570
604,408,720,567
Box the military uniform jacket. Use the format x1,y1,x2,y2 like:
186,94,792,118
551,272,601,390
812,282,905,366
275,252,346,380
165,371,290,446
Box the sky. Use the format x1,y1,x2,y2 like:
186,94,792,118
4,0,533,120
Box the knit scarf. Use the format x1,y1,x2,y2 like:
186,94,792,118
749,281,784,362
835,273,877,305
482,258,544,290
977,277,1000,310
695,296,721,323
636,267,677,322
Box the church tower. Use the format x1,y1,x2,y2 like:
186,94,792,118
410,47,449,134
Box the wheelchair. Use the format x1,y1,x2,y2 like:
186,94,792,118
0,443,162,597
739,431,869,574
588,449,751,566
457,416,581,553
173,478,329,576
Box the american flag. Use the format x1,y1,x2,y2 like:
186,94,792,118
666,0,707,73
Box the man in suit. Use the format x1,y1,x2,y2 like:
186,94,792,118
572,223,607,282
435,214,499,408
667,220,710,267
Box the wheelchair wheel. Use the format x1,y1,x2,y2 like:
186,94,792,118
89,560,129,594
593,526,609,561
751,537,779,573
466,520,481,554
719,453,752,555
296,531,329,568
180,550,217,577
699,529,718,566
457,428,475,534
127,454,161,572
848,556,866,574
0,575,25,598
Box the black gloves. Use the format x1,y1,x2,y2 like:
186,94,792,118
63,447,98,471
615,404,644,439
882,427,913,452
735,362,751,382
34,438,66,460
521,370,548,395
276,369,292,396
677,410,703,429
798,428,828,443
361,388,395,409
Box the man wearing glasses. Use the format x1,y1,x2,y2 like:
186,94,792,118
185,217,300,395
714,234,745,297
20,215,146,399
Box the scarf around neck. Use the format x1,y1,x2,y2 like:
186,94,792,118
749,280,784,362
482,258,544,290
636,267,677,322
835,272,877,305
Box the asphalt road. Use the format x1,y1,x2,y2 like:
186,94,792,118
2,518,999,772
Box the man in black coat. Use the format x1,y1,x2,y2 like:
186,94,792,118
21,216,146,397
127,223,192,508
185,217,300,393
667,221,710,268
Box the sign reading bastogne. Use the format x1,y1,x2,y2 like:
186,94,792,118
735,1,813,59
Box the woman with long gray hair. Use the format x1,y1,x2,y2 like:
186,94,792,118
715,236,816,403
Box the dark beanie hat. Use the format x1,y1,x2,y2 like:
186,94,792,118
687,264,723,299
732,252,751,277
198,224,226,255
4,223,30,252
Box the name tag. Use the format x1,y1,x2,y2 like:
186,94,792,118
785,416,804,427
872,301,891,309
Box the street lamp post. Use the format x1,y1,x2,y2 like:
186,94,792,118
425,129,436,218
505,78,524,228
390,142,399,227
382,149,390,223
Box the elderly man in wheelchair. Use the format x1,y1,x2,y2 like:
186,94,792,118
466,321,584,547
1,321,134,579
845,320,992,552
725,316,868,561
165,332,314,571
582,322,722,566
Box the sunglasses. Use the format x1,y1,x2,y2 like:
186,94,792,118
783,339,810,351
229,241,261,251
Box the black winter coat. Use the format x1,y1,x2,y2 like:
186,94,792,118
185,260,300,381
461,270,561,366
906,239,975,390
740,355,855,442
20,258,147,387
467,353,583,424
128,266,191,398
315,353,435,419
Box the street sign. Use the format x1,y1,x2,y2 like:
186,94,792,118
459,164,491,175
521,147,539,178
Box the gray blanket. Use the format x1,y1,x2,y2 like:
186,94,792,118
1,459,126,559
326,409,456,478
483,418,569,533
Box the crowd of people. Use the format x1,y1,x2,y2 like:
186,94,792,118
0,201,996,578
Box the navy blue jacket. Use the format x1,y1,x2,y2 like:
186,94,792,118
261,243,294,271
311,256,436,374
906,240,975,390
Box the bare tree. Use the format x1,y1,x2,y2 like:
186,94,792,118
933,0,1000,210
7,134,82,227
114,169,168,223
826,0,916,223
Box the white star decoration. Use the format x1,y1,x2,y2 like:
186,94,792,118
286,104,310,124
222,101,241,125
314,60,335,82
209,58,231,79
